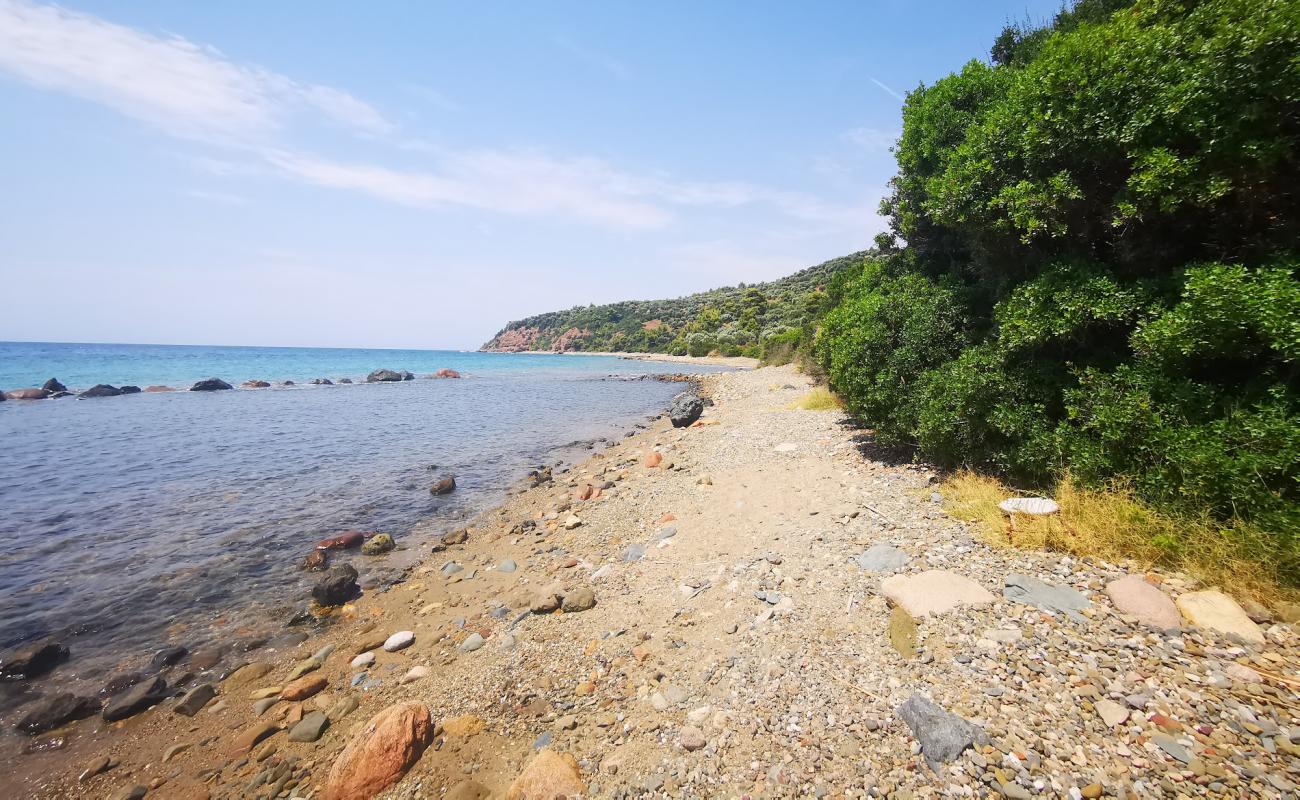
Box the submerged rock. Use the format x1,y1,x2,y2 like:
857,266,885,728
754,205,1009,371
1,641,69,680
79,384,123,398
302,549,329,571
17,693,100,734
119,385,141,394
434,368,462,378
189,378,232,391
312,564,360,607
366,369,403,382
317,530,365,550
430,475,457,495
362,533,395,555
103,676,169,722
668,392,704,428
241,380,271,388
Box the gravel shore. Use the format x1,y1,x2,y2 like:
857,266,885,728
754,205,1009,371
13,365,1300,799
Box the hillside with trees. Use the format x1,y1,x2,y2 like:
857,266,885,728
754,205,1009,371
481,252,867,357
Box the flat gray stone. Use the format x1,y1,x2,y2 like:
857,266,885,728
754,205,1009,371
497,560,517,573
173,683,216,717
288,710,329,742
623,543,646,563
897,693,986,769
1003,573,1090,622
1153,733,1192,764
460,633,486,652
852,544,909,573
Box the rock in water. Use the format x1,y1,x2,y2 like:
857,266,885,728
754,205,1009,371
103,676,169,722
667,393,704,428
317,531,365,550
302,549,329,571
323,702,432,800
119,385,141,394
312,564,359,606
505,749,586,800
880,570,995,618
852,544,910,573
434,368,462,378
190,378,232,391
1,641,69,680
4,388,49,400
41,378,67,393
1105,575,1180,629
1003,573,1090,622
78,384,122,398
430,475,457,495
362,533,395,555
896,694,986,769
1176,590,1265,645
151,645,188,668
366,369,403,382
17,693,100,734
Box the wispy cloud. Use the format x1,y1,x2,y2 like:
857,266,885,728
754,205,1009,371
182,188,249,205
843,126,898,152
869,76,904,102
0,0,392,142
553,34,629,79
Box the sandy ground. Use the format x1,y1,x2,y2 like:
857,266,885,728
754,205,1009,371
11,365,1300,799
511,351,761,369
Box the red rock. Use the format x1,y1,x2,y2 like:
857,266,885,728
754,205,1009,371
643,452,662,468
301,550,329,571
282,674,327,701
590,487,602,499
317,531,365,550
658,513,676,523
230,722,279,753
324,702,433,800
143,385,174,392
4,388,48,400
434,368,462,379
573,485,594,501
505,749,586,800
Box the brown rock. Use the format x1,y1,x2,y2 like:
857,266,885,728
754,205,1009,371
301,550,329,571
441,529,469,545
5,388,49,400
324,702,432,800
230,722,280,754
441,714,486,737
433,368,462,379
446,780,490,800
643,451,662,468
430,475,457,495
317,531,365,550
505,749,586,800
281,675,327,701
573,484,594,501
530,593,561,614
143,385,174,392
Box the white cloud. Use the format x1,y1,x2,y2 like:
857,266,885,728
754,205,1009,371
844,126,897,153
0,0,391,142
553,34,629,79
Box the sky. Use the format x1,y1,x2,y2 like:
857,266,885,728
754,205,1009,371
0,0,1062,349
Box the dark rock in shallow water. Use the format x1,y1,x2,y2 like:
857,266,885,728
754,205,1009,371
302,549,329,571
119,385,141,394
189,648,222,670
1,642,69,680
102,676,169,722
401,370,415,380
151,646,188,668
312,564,360,606
41,378,67,393
897,693,986,769
190,378,232,391
668,393,704,428
282,380,295,386
309,378,333,385
241,380,270,388
367,369,403,382
100,671,145,697
79,384,122,398
5,387,49,400
338,377,353,384
17,693,100,734
430,474,457,495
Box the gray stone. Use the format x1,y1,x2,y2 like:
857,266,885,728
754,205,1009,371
441,561,464,577
460,633,486,652
326,694,359,720
288,710,329,742
623,543,646,563
103,676,169,722
668,393,704,427
173,683,216,717
896,693,986,769
1003,573,1090,622
498,560,517,573
852,544,909,573
1153,734,1193,764
17,693,99,734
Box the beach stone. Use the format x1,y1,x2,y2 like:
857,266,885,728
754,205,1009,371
896,693,986,768
17,692,99,734
623,543,647,563
281,674,327,701
678,725,707,751
442,528,469,545
312,564,359,606
998,497,1060,515
114,785,147,800
162,742,190,762
367,369,404,382
151,645,188,668
1177,590,1265,645
224,662,272,687
505,749,586,800
350,652,375,670
1003,573,1090,622
1153,733,1193,764
286,658,321,681
888,606,918,659
173,683,216,716
881,570,994,618
643,451,662,468
852,544,909,573
78,383,122,398
362,533,395,555
79,755,111,781
327,694,360,720
253,697,278,715
442,714,486,737
1,641,69,680
4,388,49,400
189,648,222,670
498,559,518,573
1095,698,1129,727
289,710,330,742
530,593,561,614
562,587,596,612
430,475,457,495
460,633,486,652
668,393,704,427
230,721,280,754
383,631,415,652
441,561,464,577
401,665,430,684
190,377,232,391
323,701,433,800
447,780,490,800
1105,575,1180,629
103,676,169,722
318,531,365,550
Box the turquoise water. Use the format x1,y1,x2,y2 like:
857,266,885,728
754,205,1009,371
0,341,723,717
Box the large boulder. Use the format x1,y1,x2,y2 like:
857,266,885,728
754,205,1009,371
5,388,49,400
367,369,403,383
119,385,141,394
41,378,67,393
668,393,704,428
102,675,169,722
79,384,122,398
1,641,69,680
312,564,360,607
1177,590,1265,645
323,702,433,800
17,693,100,734
400,370,415,381
505,749,586,800
190,378,232,391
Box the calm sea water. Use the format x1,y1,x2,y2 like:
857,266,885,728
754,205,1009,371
0,341,721,713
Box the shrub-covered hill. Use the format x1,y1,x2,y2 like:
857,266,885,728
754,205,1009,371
481,251,869,357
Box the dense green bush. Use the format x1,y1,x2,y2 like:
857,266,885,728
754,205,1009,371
816,0,1299,564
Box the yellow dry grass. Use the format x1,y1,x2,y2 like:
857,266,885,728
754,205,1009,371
787,387,844,411
942,469,1296,607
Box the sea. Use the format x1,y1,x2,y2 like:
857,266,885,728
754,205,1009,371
0,341,724,717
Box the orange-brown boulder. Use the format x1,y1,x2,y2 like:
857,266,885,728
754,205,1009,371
643,451,662,468
281,674,327,701
505,749,586,800
324,702,432,800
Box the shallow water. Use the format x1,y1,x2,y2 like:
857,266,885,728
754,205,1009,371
0,343,720,713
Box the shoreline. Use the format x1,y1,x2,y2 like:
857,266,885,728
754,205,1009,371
486,350,761,369
7,365,1298,799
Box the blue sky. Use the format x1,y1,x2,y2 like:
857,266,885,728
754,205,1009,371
0,0,1061,349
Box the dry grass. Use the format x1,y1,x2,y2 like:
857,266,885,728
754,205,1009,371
787,387,844,411
943,469,1296,608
